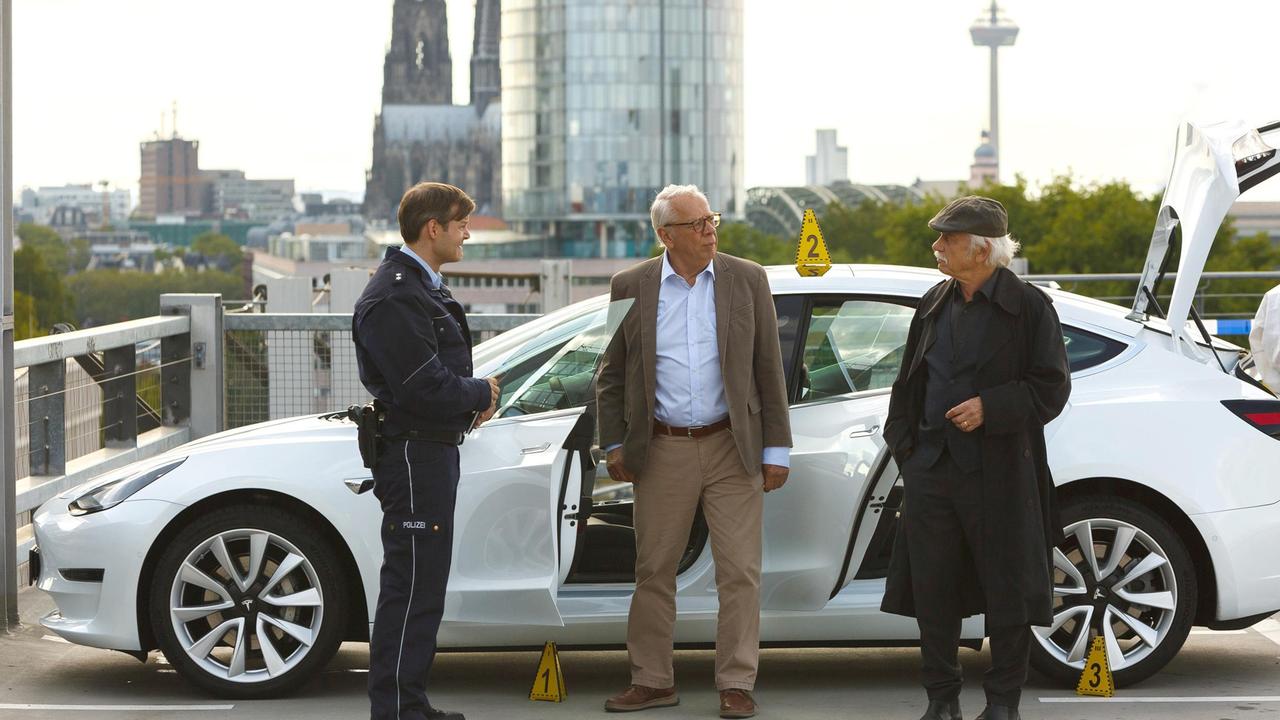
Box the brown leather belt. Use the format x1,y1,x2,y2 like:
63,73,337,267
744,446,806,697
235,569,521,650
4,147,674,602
653,417,732,438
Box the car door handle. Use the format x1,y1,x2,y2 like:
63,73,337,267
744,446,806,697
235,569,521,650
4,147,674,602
344,477,374,495
849,424,880,438
521,442,552,455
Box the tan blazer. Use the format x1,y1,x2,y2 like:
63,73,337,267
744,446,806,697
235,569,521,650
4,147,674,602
596,253,793,476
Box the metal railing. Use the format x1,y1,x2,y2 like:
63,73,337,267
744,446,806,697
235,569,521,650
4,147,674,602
11,316,189,586
5,294,224,592
1025,270,1280,325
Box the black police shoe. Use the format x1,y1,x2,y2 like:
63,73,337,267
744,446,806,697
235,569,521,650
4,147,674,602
975,706,1019,720
919,698,962,720
424,708,464,720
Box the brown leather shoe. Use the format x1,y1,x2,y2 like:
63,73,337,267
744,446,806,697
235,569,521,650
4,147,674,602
719,689,757,719
604,684,679,712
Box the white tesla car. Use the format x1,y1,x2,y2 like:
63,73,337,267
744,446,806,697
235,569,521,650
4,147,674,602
31,119,1280,698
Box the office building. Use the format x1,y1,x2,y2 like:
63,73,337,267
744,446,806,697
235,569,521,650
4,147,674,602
139,136,203,218
805,129,849,186
501,0,745,257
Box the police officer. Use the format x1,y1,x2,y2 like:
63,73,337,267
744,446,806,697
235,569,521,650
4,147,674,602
353,182,499,720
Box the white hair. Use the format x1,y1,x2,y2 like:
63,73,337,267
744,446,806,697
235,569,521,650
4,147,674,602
649,184,709,234
968,233,1021,268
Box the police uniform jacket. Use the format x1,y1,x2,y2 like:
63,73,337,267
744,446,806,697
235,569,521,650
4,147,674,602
353,248,491,437
880,266,1072,627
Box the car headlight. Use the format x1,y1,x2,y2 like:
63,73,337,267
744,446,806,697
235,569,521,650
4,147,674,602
68,457,187,516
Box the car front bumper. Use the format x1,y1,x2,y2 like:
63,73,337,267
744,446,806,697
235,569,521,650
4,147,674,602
33,498,185,651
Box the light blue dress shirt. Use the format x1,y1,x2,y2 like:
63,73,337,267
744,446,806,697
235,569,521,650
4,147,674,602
397,245,442,289
608,253,788,469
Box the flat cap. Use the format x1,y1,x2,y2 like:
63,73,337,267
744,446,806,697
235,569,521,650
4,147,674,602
928,195,1008,237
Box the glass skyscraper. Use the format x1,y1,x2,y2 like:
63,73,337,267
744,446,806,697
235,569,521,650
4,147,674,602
501,0,744,257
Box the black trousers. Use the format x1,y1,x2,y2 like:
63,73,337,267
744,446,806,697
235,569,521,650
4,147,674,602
368,439,460,720
904,448,1031,708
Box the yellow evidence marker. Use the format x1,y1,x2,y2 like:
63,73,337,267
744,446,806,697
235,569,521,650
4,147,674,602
1075,635,1115,698
795,208,832,277
529,641,567,702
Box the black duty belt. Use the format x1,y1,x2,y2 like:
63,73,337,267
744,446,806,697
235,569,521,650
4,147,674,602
386,429,465,446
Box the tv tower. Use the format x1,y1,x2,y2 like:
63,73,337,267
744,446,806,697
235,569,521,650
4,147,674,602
970,1,1018,181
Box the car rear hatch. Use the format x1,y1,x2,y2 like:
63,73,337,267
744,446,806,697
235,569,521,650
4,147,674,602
1128,119,1280,375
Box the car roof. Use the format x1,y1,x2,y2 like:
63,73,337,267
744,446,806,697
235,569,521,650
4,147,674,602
763,263,1143,337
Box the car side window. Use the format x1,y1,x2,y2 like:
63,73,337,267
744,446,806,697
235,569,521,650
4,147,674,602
1063,325,1126,372
798,299,914,403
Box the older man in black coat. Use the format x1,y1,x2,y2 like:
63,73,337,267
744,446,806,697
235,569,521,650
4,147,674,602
880,196,1071,720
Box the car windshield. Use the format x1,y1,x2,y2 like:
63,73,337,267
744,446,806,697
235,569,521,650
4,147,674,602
473,294,609,371
491,298,633,417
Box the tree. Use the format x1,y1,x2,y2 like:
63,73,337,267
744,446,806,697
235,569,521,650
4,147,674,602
713,222,793,266
820,199,893,263
70,237,91,272
66,269,243,327
17,222,71,274
190,232,245,272
1202,231,1280,317
13,246,71,336
13,291,39,341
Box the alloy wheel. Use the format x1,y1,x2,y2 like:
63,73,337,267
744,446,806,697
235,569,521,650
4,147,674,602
167,528,325,684
1034,517,1178,673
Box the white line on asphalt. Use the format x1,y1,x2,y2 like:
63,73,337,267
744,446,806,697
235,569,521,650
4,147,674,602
0,704,234,712
1253,618,1280,647
1040,697,1280,703
1189,629,1246,635
39,635,69,643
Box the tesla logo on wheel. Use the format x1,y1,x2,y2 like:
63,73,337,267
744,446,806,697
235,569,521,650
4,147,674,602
1093,587,1105,600
241,598,254,611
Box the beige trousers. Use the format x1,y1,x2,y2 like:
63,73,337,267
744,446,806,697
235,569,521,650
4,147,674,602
627,429,764,692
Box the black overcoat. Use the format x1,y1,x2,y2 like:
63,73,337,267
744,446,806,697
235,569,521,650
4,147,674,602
879,267,1072,627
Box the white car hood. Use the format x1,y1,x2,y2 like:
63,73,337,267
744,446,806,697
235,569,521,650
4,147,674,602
1130,119,1280,361
178,414,351,455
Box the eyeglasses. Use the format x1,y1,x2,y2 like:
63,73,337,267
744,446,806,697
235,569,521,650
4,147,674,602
664,212,721,233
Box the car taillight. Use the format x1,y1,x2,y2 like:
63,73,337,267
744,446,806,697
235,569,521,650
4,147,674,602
1221,399,1280,439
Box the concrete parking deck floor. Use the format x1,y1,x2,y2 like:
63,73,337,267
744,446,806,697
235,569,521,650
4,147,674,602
3,587,1279,720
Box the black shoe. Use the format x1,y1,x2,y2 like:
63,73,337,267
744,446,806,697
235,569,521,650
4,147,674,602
424,708,464,720
919,698,962,720
974,706,1019,720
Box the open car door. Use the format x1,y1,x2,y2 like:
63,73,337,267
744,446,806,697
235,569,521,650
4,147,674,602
445,299,630,626
759,297,912,610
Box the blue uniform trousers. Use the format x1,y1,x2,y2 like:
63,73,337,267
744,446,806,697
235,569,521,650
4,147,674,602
368,439,460,720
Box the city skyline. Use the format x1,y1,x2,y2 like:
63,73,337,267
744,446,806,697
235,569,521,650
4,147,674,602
10,0,1280,207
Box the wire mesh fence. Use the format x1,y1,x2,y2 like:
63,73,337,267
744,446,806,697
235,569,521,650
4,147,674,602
221,313,539,429
223,316,369,429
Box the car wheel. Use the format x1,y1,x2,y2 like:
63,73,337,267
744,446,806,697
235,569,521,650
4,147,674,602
1029,495,1196,687
149,505,348,698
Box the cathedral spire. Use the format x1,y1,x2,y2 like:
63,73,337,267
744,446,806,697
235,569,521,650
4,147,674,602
382,0,452,105
470,0,501,114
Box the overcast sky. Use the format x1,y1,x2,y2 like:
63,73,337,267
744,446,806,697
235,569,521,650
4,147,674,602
11,0,1280,204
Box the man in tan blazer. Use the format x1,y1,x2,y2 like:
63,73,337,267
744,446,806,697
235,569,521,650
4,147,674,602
596,184,792,719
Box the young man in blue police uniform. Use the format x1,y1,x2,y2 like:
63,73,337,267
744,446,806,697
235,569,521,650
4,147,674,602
353,182,500,720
